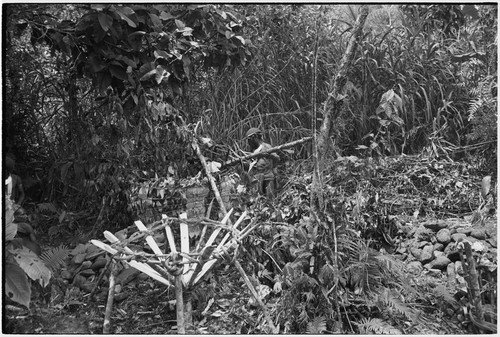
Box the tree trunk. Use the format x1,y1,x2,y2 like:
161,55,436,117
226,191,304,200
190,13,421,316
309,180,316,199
311,5,369,213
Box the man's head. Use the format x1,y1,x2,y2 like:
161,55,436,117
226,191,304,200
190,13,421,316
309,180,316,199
5,156,15,176
245,127,262,150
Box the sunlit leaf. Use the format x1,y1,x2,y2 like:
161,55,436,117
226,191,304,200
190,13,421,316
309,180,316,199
481,175,491,198
175,19,185,29
115,6,137,28
4,261,31,308
11,247,52,287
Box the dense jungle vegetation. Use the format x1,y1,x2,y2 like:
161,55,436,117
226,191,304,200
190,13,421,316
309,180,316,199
3,4,497,334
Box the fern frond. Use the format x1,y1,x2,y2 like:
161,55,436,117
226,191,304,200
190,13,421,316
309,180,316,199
298,309,309,325
40,244,71,271
355,317,401,334
306,316,327,334
377,287,422,323
432,284,459,307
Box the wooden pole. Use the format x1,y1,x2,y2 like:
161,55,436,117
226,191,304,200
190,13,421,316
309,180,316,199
175,274,185,334
192,138,228,216
103,259,117,334
233,260,277,333
222,136,312,168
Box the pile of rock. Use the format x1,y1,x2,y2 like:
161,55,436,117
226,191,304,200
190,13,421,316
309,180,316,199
396,217,497,286
49,242,147,306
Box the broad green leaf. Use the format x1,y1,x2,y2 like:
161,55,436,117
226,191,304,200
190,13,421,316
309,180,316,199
115,7,137,27
98,13,113,32
11,247,52,287
216,9,227,20
234,36,246,45
207,161,221,174
160,11,174,21
175,19,185,29
481,176,491,198
4,261,31,308
154,50,172,59
181,27,193,37
140,69,157,82
182,56,191,78
149,13,162,27
5,220,17,241
155,65,170,84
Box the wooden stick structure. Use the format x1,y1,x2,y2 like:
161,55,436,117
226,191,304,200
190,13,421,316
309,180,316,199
90,136,274,333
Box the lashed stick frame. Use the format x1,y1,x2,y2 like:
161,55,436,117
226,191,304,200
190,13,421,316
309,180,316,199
91,208,255,333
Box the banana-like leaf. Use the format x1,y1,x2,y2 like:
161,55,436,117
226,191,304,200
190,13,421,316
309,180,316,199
11,247,52,287
4,261,31,308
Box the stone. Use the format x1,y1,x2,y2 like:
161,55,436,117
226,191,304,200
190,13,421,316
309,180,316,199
81,261,92,270
433,243,444,251
455,261,464,275
420,245,435,264
396,247,407,254
485,226,496,238
451,233,467,242
417,241,430,249
91,256,108,270
116,268,141,286
137,273,149,281
431,256,451,270
410,247,422,259
487,238,497,248
427,269,442,277
80,281,94,293
79,269,95,277
406,261,423,275
61,270,72,280
433,251,445,258
436,229,451,244
423,222,447,232
470,228,487,240
73,253,87,265
471,241,487,252
447,263,456,283
72,274,87,288
456,227,472,235
114,293,129,302
465,236,480,244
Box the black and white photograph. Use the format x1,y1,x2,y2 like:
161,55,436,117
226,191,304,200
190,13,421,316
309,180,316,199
2,3,497,334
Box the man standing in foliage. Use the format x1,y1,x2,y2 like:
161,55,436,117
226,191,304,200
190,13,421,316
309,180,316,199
5,156,25,208
245,127,280,198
